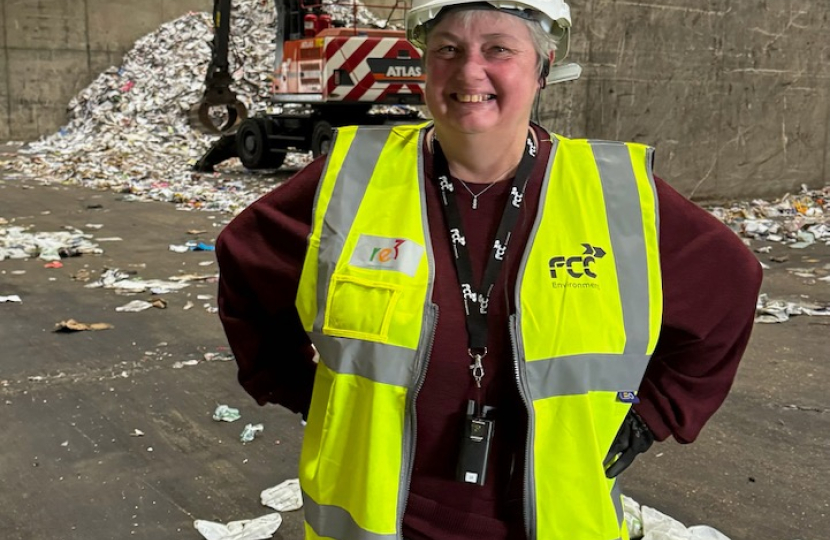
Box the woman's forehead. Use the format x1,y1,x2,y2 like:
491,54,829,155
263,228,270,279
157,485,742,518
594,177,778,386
432,8,532,37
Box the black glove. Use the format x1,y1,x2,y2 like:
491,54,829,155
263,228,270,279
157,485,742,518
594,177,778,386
604,409,655,478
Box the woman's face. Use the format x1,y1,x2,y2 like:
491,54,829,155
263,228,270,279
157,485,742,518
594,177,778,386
424,10,541,138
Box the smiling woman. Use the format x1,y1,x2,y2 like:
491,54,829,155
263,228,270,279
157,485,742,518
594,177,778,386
215,1,763,539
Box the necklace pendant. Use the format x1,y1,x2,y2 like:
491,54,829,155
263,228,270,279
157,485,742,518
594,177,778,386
472,197,479,210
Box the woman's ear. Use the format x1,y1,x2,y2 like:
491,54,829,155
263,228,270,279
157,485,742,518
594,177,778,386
539,50,556,89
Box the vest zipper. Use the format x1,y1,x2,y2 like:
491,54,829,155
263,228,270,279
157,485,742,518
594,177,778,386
399,303,439,539
509,314,535,540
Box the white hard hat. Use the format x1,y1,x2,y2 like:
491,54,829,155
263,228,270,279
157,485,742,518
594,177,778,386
406,0,572,62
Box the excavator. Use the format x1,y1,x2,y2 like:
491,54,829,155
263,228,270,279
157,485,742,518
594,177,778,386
191,0,425,172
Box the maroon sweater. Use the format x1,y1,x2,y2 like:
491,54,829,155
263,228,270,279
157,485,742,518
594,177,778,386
216,126,762,540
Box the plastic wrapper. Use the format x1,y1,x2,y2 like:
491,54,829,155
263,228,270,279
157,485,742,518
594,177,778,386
240,423,264,443
194,513,282,540
212,404,242,422
755,293,830,323
624,496,732,540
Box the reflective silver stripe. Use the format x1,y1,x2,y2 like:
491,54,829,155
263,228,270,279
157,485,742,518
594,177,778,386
313,127,393,333
304,490,397,540
611,480,624,529
589,140,652,355
525,353,650,400
311,332,416,387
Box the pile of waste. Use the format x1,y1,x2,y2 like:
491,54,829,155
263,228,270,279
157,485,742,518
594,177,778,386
3,0,414,217
708,185,830,248
5,0,296,215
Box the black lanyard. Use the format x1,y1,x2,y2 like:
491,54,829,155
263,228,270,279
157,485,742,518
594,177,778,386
433,132,537,388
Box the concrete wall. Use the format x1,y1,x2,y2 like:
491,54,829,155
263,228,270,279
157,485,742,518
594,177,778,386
0,0,209,141
539,0,830,200
2,0,828,199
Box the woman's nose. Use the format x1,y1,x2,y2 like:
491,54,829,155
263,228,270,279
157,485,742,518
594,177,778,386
457,51,487,80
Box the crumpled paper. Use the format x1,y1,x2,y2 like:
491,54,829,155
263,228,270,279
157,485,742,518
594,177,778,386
260,478,303,512
54,319,114,332
85,268,190,295
755,293,830,323
194,513,282,540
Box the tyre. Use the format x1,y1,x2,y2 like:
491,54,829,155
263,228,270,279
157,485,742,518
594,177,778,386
311,120,333,158
236,118,286,170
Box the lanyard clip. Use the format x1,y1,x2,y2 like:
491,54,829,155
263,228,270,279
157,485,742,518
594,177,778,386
468,348,487,388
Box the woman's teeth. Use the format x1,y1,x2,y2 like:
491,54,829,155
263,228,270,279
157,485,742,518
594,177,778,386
455,94,494,103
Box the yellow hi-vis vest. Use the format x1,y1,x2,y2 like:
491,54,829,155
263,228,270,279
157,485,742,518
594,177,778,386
295,123,663,540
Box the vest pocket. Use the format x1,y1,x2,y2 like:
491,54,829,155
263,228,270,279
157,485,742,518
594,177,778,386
323,275,400,342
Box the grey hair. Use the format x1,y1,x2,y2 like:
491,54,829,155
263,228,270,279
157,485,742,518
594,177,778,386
420,9,558,77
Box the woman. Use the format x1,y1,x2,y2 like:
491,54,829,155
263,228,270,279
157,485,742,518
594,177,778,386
216,1,762,539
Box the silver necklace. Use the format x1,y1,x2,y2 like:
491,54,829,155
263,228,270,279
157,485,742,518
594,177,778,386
458,180,499,210
431,132,515,210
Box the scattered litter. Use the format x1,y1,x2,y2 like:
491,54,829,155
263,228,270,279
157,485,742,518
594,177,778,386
624,496,731,540
197,294,213,300
171,241,216,252
85,224,104,230
131,429,145,437
54,319,114,332
96,237,123,242
169,273,217,282
0,224,103,261
204,352,233,362
755,293,830,323
213,404,242,422
194,513,282,540
199,260,215,266
43,261,63,269
0,295,22,303
86,268,190,294
172,359,200,369
183,301,194,310
709,186,829,248
240,423,264,443
71,269,92,281
115,300,155,312
260,478,303,512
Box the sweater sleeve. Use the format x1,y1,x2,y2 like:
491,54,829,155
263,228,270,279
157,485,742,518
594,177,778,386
216,157,326,415
633,178,763,443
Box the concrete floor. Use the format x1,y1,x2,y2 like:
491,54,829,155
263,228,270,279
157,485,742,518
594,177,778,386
0,154,827,540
